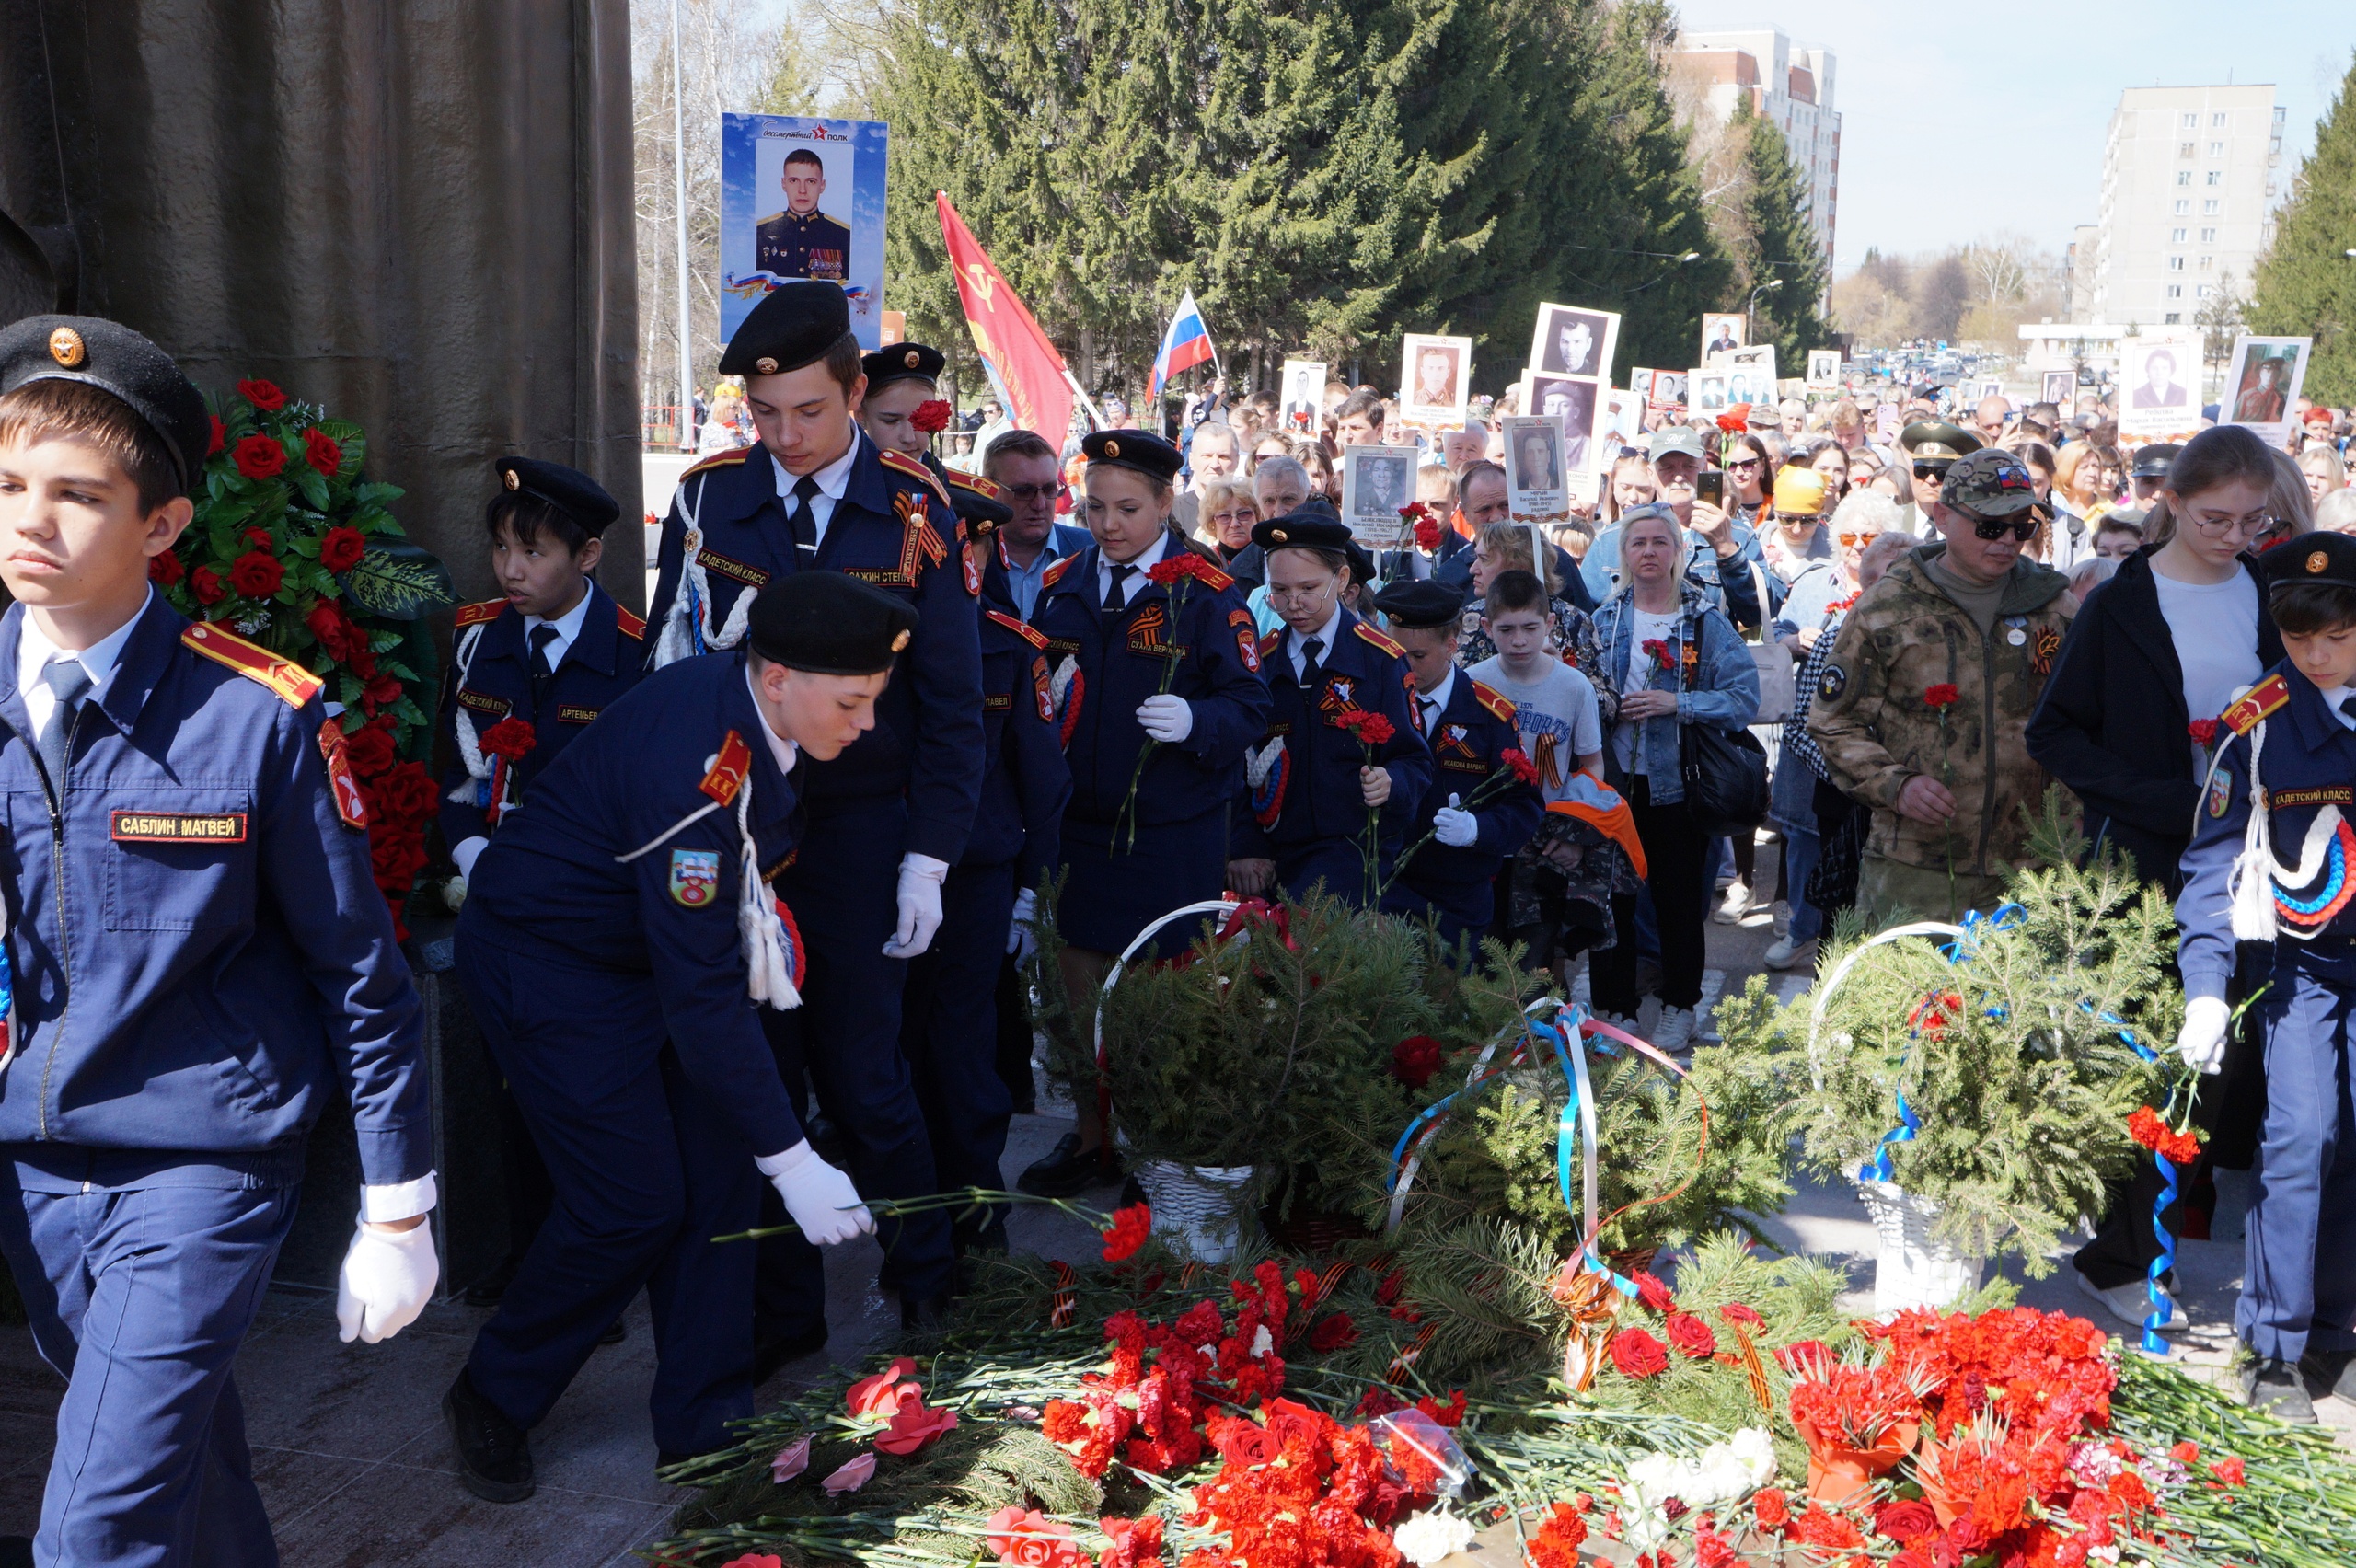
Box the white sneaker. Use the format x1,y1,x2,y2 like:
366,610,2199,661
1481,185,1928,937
1713,881,1750,926
1762,936,1817,972
2074,1268,2180,1332
1653,1006,1696,1055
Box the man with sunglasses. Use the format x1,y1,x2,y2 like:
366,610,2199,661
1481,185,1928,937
1897,420,1981,538
984,430,1091,618
1807,448,2076,927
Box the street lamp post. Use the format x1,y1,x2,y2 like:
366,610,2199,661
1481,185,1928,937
1747,278,1784,349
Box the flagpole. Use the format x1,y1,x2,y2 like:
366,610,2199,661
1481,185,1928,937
1062,366,1107,432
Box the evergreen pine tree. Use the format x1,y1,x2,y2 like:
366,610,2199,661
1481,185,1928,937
1734,98,1830,367
2250,57,2356,405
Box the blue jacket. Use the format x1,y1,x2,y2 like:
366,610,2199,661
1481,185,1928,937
970,607,1071,885
0,601,430,1184
1589,583,1761,806
464,651,805,1155
1395,670,1545,896
1032,533,1270,828
435,582,647,859
2177,667,2356,1004
1231,608,1435,858
646,430,984,860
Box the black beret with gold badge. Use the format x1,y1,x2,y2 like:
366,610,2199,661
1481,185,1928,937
861,342,945,390
747,569,919,674
2263,531,2356,595
1081,428,1184,485
717,280,852,377
0,314,212,495
491,457,621,536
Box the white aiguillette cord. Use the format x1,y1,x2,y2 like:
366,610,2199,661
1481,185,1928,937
613,752,800,1009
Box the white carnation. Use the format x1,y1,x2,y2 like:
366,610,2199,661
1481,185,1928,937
1392,1510,1475,1567
1250,1324,1274,1357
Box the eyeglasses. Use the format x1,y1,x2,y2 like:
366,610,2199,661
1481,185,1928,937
1003,483,1060,502
1266,584,1334,605
1835,530,1879,546
1960,507,2044,542
2186,510,2275,538
1912,463,1950,481
1726,456,1762,470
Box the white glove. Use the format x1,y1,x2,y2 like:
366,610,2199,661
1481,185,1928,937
336,1221,439,1344
1008,886,1039,962
1137,694,1195,744
757,1140,874,1245
2177,995,2230,1075
883,852,950,958
452,836,488,881
1433,794,1478,847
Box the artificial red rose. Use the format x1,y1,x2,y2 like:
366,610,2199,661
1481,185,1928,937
306,601,362,661
1307,1313,1357,1353
207,415,225,456
148,551,184,586
1873,1499,1937,1543
319,525,365,572
1633,1273,1674,1312
1391,1034,1442,1089
1923,682,1959,709
304,428,343,478
1207,1419,1274,1467
246,527,272,548
1374,1269,1404,1306
1665,1311,1716,1359
1606,1327,1668,1378
1752,1488,1790,1530
909,398,953,433
847,1357,920,1419
362,671,406,717
232,434,286,480
370,828,429,883
875,1396,958,1455
370,762,438,824
348,645,377,680
237,378,287,411
1888,1551,1932,1568
1715,1301,1763,1328
191,566,225,605
1101,1203,1150,1262
343,723,398,778
229,550,283,597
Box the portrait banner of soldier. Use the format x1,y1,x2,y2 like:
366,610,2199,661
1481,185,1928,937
2222,333,2311,449
1341,444,1421,548
1806,349,1841,391
2117,330,2199,440
1526,303,1620,384
720,114,890,349
1500,416,1569,524
1398,334,1472,425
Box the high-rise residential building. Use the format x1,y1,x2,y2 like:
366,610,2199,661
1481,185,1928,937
1673,28,1842,271
2082,85,2286,329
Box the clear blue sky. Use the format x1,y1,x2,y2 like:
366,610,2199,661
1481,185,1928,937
1671,2,2354,271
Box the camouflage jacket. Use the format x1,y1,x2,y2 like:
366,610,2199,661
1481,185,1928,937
1805,546,2074,877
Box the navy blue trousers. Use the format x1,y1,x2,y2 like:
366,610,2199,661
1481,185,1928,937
1379,878,1490,961
458,935,761,1455
901,860,1017,1248
760,799,952,1332
0,1161,294,1567
2240,942,2356,1362
1275,836,1391,910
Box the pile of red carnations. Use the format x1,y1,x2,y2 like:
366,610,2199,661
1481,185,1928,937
1183,1399,1406,1568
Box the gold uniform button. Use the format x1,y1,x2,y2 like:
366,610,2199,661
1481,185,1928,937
2311,551,2331,573
47,327,85,367
756,356,779,375
1103,439,1121,457
503,469,521,490
903,349,921,368
890,628,912,651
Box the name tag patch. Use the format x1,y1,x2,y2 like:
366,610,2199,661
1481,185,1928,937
457,688,510,717
111,811,247,843
2269,786,2354,810
982,693,1012,711
696,547,769,588
558,706,601,725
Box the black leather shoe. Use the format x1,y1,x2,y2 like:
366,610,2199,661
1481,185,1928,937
1017,1133,1118,1198
597,1318,626,1347
0,1535,32,1568
754,1320,830,1383
2243,1357,2318,1423
2300,1347,2356,1401
902,1289,955,1333
446,1369,536,1502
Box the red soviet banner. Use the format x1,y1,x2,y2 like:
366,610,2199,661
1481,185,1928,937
936,192,1076,447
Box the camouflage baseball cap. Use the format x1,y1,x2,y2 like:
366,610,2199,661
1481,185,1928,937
1940,448,2042,517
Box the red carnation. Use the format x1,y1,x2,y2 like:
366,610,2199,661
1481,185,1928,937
1415,1389,1466,1427
2129,1106,2200,1165
479,717,537,762
232,434,286,480
1307,1313,1358,1353
304,427,343,478
1716,1301,1762,1327
1100,1203,1150,1262
1391,1034,1442,1089
207,415,225,456
1665,1311,1716,1359
1605,1327,1668,1378
1634,1272,1675,1312
148,551,185,586
2212,1456,2246,1487
2188,719,2219,746
1340,710,1394,745
343,723,398,778
1923,682,1959,709
319,526,366,573
191,566,225,605
909,398,953,434
1889,1552,1933,1568
237,378,287,411
1752,1488,1791,1531
229,551,283,598
1501,747,1540,786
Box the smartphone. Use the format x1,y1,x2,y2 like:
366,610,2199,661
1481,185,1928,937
1695,469,1724,507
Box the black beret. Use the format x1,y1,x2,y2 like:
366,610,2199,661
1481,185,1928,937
491,457,621,536
1373,578,1468,629
0,314,210,495
718,281,852,377
2264,533,2356,594
2130,443,2182,479
948,475,1013,535
861,342,944,388
746,570,919,675
1081,428,1184,485
1344,541,1378,587
1251,513,1356,555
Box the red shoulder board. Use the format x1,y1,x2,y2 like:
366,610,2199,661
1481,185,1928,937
2221,674,2291,737
454,598,506,628
1470,678,1518,726
182,624,323,707
700,730,755,805
986,608,1050,651
680,447,754,480
1258,628,1284,658
1354,621,1407,660
1178,554,1235,592
879,448,953,508
1041,555,1078,590
949,470,1001,500
318,721,368,828
615,605,647,640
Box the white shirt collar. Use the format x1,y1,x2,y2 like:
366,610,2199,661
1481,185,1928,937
1289,599,1344,661
745,664,801,775
1419,665,1457,718
770,421,864,504
2318,683,2356,731
19,587,154,718
523,584,596,669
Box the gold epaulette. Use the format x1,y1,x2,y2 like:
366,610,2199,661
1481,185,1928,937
985,608,1050,651
1470,679,1518,726
948,471,1001,499
1354,621,1407,659
182,624,323,708
879,448,953,509
1041,555,1079,589
680,447,754,480
615,605,647,640
1258,628,1284,658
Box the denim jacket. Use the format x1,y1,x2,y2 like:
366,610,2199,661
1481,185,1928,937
1590,582,1761,806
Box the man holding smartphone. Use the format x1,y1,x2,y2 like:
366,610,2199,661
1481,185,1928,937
1576,428,1763,629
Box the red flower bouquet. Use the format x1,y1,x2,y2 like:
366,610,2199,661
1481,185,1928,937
1391,1034,1443,1089
1111,555,1226,851
2128,1105,2201,1165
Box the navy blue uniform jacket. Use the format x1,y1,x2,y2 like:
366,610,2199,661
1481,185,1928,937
1232,609,1434,858
1396,672,1544,895
0,602,430,1184
971,608,1070,885
435,582,647,858
646,431,984,863
464,651,805,1155
1030,534,1270,827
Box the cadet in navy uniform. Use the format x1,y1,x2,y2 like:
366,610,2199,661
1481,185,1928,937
0,316,437,1564
1371,579,1542,951
448,572,904,1497
1228,513,1432,909
859,341,949,468
1019,430,1269,1197
436,457,646,1305
643,281,981,1343
2177,531,2356,1422
901,478,1069,1249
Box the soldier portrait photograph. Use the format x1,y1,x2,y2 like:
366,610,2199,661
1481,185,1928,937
755,146,853,282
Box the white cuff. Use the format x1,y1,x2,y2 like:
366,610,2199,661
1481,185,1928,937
756,1139,815,1178
452,836,489,880
900,852,951,882
359,1172,439,1223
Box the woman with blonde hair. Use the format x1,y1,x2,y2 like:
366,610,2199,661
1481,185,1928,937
1193,476,1261,560
2299,443,2346,506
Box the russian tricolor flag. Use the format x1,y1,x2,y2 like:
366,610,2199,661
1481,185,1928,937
1149,289,1217,396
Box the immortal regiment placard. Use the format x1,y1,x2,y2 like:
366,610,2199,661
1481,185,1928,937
2221,334,2312,449
1279,360,1327,436
1518,303,1616,492
1519,375,1600,488
1806,349,1841,391
1600,386,1645,452
2041,369,2075,406
720,114,890,348
1500,415,1571,525
1397,334,1472,428
1528,304,1619,383
1722,345,1775,406
1341,445,1421,548
1700,313,1743,364
2116,330,2200,440
1688,366,1728,414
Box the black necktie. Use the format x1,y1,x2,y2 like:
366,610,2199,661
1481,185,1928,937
39,658,90,789
1299,635,1324,685
2341,696,2356,726
1419,694,1440,733
527,624,559,709
788,475,822,558
1104,563,1137,622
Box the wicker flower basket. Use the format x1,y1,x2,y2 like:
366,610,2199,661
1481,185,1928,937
1137,1160,1256,1263
1855,1179,1990,1315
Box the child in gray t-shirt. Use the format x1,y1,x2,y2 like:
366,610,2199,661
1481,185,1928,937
1468,584,1602,801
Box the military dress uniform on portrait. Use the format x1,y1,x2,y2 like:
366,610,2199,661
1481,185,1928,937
1378,670,1542,947
756,209,853,282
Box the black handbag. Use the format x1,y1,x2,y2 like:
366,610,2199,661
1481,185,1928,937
1679,719,1770,836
